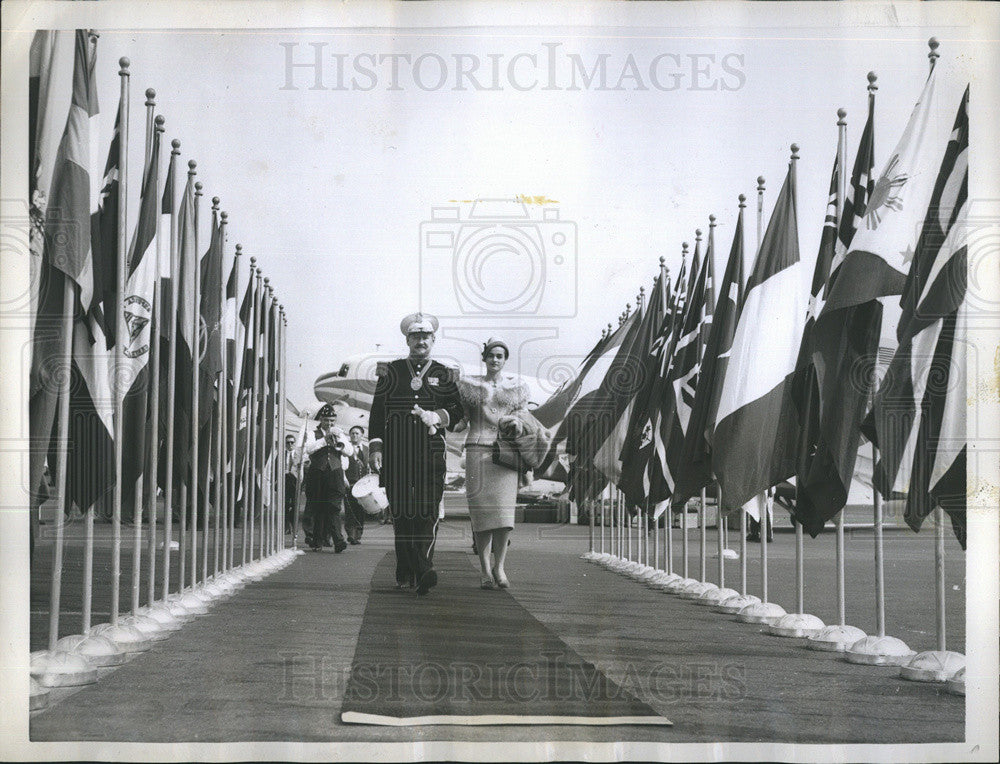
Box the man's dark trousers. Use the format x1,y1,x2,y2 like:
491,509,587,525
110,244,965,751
386,481,442,586
344,495,366,543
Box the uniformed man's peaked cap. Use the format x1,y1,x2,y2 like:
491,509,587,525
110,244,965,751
316,403,337,419
400,312,439,335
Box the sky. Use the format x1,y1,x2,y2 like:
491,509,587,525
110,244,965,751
25,5,980,408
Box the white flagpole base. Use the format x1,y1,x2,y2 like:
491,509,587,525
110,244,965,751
138,604,184,631
592,553,613,564
29,676,51,711
211,576,238,596
200,581,226,599
736,601,787,624
765,612,825,638
649,571,681,590
121,614,172,641
677,581,718,599
714,593,760,614
31,649,99,687
664,577,699,594
162,598,196,621
172,591,210,615
696,586,739,606
899,650,966,683
626,564,651,580
55,633,128,667
843,635,915,666
637,567,660,583
806,624,866,652
945,666,965,695
580,551,598,561
91,622,153,653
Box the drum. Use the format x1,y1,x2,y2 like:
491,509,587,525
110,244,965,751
351,474,389,516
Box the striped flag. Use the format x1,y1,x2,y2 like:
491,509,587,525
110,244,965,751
830,95,876,281
799,68,950,535
713,157,805,509
866,87,969,547
29,30,99,509
119,124,162,510
675,202,746,505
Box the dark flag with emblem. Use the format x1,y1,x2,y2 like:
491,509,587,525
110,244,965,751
865,87,969,547
233,271,257,500
617,270,673,506
713,155,805,509
119,121,162,510
196,210,224,499
675,202,746,505
798,67,948,535
657,232,712,504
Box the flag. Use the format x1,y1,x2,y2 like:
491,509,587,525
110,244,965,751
232,272,256,499
866,87,968,547
592,271,669,485
563,309,641,500
652,233,712,504
830,93,876,281
119,124,162,509
799,67,949,535
29,30,98,508
155,145,176,491
675,203,746,504
533,331,613,429
713,157,805,509
90,108,120,347
171,170,197,483
789,153,844,525
617,271,674,505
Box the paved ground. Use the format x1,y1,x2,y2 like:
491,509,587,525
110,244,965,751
29,494,964,744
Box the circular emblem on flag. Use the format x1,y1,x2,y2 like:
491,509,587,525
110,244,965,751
865,154,909,231
123,294,151,359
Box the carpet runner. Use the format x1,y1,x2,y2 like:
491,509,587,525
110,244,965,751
340,551,671,726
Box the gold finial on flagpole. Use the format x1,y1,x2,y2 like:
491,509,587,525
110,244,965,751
928,37,939,71
172,138,180,155
682,242,689,258
837,107,847,126
791,143,800,161
235,244,243,260
155,115,165,131
195,181,202,199
867,71,878,96
757,176,765,194
607,323,613,336
212,196,220,214
119,57,130,76
709,214,717,229
189,159,197,177
695,228,702,246
145,88,155,106
738,193,746,210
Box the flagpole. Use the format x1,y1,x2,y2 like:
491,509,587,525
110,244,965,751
244,260,260,567
259,281,272,561
275,297,283,555
228,244,243,570
161,141,181,605
127,87,157,618
835,106,849,630
279,305,288,553
214,209,228,581
109,57,131,630
268,290,277,557
189,181,204,593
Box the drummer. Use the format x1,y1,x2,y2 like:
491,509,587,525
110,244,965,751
344,425,370,544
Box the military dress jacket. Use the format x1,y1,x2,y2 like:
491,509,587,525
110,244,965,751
368,358,464,494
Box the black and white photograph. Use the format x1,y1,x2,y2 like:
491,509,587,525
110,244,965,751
1,1,998,760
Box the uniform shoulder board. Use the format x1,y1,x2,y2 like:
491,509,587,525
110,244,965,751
375,361,390,378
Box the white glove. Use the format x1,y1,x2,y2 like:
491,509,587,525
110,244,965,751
411,404,441,434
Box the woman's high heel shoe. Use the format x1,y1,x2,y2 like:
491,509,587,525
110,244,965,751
492,567,510,589
480,574,496,590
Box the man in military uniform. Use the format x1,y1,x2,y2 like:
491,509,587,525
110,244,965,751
369,313,463,595
302,403,353,552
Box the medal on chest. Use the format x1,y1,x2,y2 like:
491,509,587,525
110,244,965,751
407,359,431,392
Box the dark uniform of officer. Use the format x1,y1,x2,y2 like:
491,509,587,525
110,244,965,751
302,403,350,552
369,313,463,594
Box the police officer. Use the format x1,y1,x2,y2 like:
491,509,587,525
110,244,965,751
302,403,352,552
369,313,464,595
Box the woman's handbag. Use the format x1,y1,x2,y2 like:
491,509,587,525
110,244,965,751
491,437,524,473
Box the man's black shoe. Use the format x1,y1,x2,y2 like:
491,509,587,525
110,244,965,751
416,569,438,596
334,544,347,553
